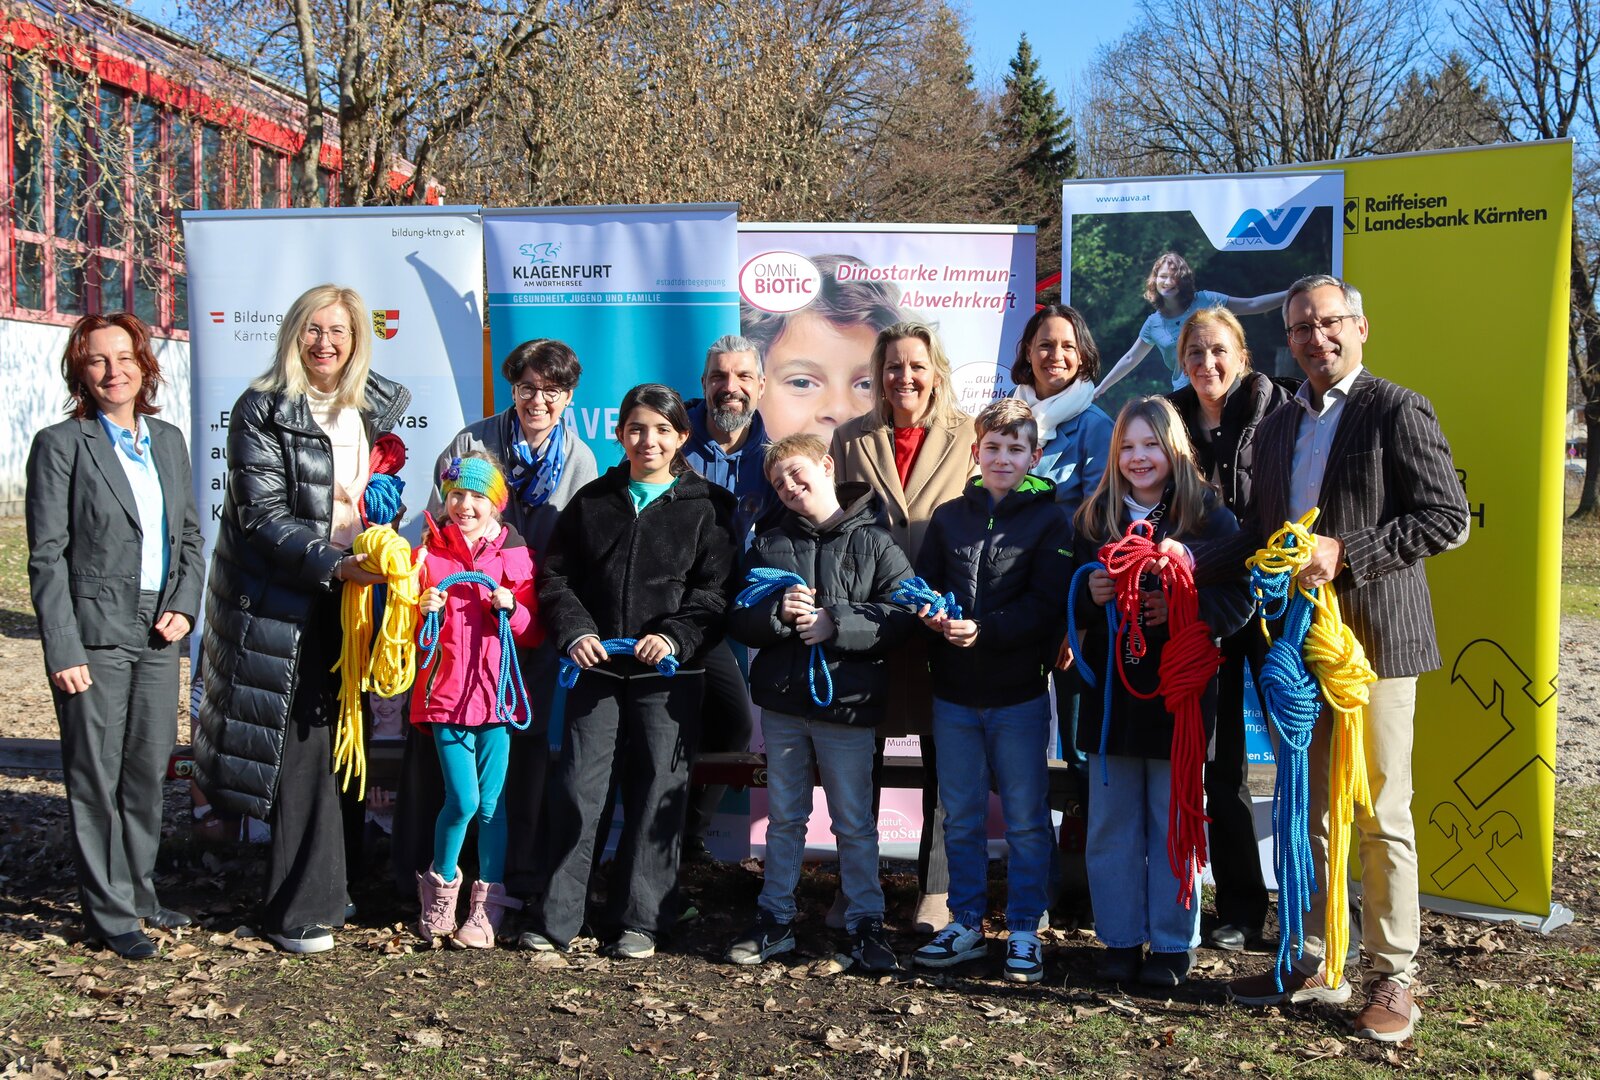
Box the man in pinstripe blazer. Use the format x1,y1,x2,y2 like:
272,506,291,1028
1195,275,1469,1043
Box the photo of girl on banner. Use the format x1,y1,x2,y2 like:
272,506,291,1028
1065,203,1336,417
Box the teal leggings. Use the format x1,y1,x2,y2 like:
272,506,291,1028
432,724,510,884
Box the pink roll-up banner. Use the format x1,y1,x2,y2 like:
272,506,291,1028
734,223,1037,860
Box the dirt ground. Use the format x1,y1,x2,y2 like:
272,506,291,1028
3,519,1600,1077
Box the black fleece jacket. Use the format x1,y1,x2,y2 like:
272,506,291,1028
537,464,738,677
728,483,917,727
914,475,1074,708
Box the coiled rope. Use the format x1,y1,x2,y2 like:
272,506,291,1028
890,577,962,620
416,570,533,731
1246,509,1374,990
1096,519,1218,909
556,638,680,688
734,567,833,707
333,525,421,800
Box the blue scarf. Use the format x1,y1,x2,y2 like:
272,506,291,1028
509,427,568,508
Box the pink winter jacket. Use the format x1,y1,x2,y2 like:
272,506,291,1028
409,518,543,729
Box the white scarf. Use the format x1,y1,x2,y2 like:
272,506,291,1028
1012,378,1097,442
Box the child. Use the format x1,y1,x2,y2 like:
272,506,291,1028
528,384,737,960
909,398,1072,984
412,451,542,948
1070,397,1252,986
722,433,917,972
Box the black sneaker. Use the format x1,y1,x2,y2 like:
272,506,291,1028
601,928,656,960
1099,945,1142,984
1139,948,1193,987
724,914,795,966
850,917,899,973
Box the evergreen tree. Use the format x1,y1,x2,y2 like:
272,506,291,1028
998,33,1077,293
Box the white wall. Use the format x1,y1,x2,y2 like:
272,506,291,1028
2,317,190,515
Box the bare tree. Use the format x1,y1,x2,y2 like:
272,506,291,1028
1376,52,1508,152
1456,0,1600,516
1077,0,1432,177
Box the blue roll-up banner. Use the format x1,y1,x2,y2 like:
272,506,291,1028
483,203,742,465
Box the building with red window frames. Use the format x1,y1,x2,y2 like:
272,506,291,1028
1,0,425,510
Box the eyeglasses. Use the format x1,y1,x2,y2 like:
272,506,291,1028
1285,314,1361,345
513,383,570,403
302,325,351,343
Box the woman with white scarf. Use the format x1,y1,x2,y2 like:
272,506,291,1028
1010,305,1112,526
1010,303,1112,926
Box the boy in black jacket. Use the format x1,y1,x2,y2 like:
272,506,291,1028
724,433,916,972
910,398,1072,984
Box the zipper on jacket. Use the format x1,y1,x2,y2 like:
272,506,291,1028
974,513,996,618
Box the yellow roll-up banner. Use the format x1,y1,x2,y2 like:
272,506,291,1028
1330,141,1571,922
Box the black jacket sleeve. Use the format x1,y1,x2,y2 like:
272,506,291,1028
226,397,343,587
536,498,600,652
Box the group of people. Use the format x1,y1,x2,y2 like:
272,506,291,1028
27,266,1468,1046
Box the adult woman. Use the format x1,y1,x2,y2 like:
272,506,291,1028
829,321,976,931
743,254,912,441
1096,252,1286,397
1166,306,1293,952
26,312,205,960
393,340,598,904
1010,304,1114,808
194,284,411,955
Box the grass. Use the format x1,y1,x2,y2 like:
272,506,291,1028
1563,504,1600,617
0,517,31,634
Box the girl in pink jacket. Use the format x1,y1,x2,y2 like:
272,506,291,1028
412,452,542,948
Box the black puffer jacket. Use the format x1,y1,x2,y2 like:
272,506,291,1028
538,464,737,677
914,475,1073,708
194,373,411,818
1168,372,1296,513
729,484,917,727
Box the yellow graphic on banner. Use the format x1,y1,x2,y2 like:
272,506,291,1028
1333,141,1570,917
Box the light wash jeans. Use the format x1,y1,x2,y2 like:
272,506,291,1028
932,694,1053,931
1085,753,1201,952
758,710,883,928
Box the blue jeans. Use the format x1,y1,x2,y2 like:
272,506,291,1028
433,724,511,884
931,694,1053,932
758,710,882,927
1085,753,1201,952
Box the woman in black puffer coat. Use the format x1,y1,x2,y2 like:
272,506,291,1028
194,284,410,956
1165,306,1294,952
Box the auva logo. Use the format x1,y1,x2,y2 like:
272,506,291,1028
519,241,561,264
1226,206,1308,247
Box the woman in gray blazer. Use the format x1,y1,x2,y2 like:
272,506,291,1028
26,312,205,960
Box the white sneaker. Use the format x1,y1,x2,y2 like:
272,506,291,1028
1004,931,1044,983
913,922,985,968
266,925,334,954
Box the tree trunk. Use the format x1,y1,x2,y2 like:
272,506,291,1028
290,0,326,206
1571,230,1600,519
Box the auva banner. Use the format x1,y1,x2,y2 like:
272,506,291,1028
483,204,741,463
182,205,486,556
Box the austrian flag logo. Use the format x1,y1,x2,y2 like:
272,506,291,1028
209,311,225,324
371,309,399,340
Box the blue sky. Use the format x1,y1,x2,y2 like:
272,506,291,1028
958,0,1143,101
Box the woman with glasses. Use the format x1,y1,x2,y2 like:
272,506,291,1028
194,284,411,954
392,340,598,913
1096,252,1287,398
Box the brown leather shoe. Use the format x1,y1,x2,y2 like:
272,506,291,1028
1353,978,1420,1042
1228,965,1353,1006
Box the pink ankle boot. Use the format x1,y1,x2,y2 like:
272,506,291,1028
416,866,462,943
451,882,522,949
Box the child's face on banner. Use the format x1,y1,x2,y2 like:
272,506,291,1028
758,311,876,440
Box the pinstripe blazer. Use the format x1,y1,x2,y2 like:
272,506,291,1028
1195,370,1469,679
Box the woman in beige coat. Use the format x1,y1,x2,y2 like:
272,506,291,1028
830,321,976,932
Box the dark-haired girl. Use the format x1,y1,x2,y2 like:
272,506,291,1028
26,312,205,959
526,384,738,959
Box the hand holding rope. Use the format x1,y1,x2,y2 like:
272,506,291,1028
416,570,534,731
891,577,962,621
734,567,834,707
556,637,681,688
333,525,421,800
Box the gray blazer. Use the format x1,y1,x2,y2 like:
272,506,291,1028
26,415,206,674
